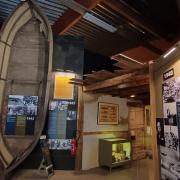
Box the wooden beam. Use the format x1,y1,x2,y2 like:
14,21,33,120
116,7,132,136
83,131,128,137
115,65,149,75
84,73,133,92
103,0,170,42
115,85,149,97
75,86,84,171
84,70,149,92
93,77,149,94
69,81,84,86
117,78,149,89
113,59,143,69
149,63,160,180
52,0,102,34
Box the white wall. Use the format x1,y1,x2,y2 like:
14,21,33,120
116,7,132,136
82,94,129,170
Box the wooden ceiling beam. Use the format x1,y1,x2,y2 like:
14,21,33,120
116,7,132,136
52,0,103,35
113,85,149,97
117,78,149,89
103,0,170,42
93,77,149,94
84,73,133,92
84,71,149,92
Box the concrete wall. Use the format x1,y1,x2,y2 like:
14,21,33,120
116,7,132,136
82,94,129,170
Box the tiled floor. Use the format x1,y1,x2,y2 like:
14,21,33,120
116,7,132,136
10,159,153,180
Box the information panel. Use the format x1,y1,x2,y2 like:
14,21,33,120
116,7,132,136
158,77,180,179
47,100,77,150
5,95,38,136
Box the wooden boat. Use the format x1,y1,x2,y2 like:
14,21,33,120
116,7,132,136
0,0,52,177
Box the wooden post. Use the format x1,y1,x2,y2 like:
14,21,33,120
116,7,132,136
149,62,160,180
75,86,84,171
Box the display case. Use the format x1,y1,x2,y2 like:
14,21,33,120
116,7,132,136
99,138,131,171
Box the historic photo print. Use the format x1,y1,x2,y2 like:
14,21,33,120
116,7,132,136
163,102,177,126
156,118,165,146
163,77,180,103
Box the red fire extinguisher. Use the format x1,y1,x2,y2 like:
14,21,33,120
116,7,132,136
71,138,77,156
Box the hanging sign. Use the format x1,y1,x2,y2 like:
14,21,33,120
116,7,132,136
163,68,174,81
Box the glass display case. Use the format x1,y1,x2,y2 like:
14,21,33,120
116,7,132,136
99,138,131,171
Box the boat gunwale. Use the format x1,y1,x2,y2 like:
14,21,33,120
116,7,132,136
0,0,53,175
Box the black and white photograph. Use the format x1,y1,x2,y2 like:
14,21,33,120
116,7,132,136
164,125,179,152
163,102,177,126
163,77,180,103
160,146,180,180
67,111,76,120
8,95,38,116
156,118,165,146
48,139,71,150
49,101,58,111
57,101,68,111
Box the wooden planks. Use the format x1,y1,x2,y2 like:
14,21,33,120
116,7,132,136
84,70,117,83
128,107,146,160
84,73,149,92
149,63,160,180
82,67,150,103
84,73,133,92
83,131,128,137
75,86,84,171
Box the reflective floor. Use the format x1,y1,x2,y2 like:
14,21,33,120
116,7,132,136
11,159,153,180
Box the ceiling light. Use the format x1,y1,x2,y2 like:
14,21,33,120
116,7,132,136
163,47,176,58
119,54,145,65
130,94,136,98
83,12,117,33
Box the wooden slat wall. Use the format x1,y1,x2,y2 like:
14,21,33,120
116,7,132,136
128,107,146,160
75,86,84,171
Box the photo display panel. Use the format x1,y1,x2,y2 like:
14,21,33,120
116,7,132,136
159,77,180,179
47,100,77,150
5,95,38,136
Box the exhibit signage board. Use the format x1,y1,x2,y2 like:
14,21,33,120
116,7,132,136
5,95,38,136
97,102,119,125
163,68,174,81
47,100,77,150
156,73,180,179
54,72,75,100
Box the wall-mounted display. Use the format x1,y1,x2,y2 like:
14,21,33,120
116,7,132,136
160,76,180,179
54,72,75,100
47,100,77,150
5,95,38,136
97,102,119,125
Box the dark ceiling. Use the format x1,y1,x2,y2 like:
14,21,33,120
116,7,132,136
0,0,179,64
0,0,178,103
121,0,180,40
62,0,180,60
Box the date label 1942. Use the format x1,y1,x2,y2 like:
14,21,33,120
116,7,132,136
163,69,174,81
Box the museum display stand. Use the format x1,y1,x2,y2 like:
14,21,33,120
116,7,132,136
99,138,131,172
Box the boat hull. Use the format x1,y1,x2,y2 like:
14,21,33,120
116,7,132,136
0,0,52,175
